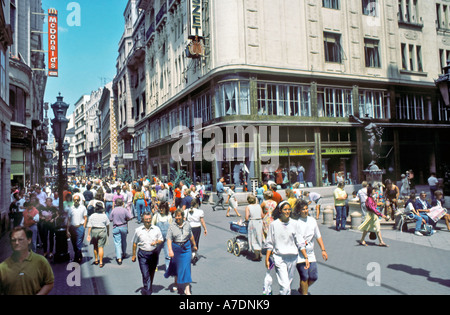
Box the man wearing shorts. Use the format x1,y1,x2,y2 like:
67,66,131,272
303,191,322,220
294,200,328,295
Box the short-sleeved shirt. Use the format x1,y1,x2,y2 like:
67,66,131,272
166,221,192,244
184,208,204,228
109,206,132,228
0,251,54,295
68,205,87,226
132,225,163,252
87,213,110,229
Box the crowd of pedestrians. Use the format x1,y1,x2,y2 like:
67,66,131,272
2,169,448,295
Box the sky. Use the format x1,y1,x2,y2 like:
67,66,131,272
41,0,126,117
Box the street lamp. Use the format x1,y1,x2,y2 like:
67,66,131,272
51,93,70,263
139,150,146,177
435,61,450,107
63,140,70,179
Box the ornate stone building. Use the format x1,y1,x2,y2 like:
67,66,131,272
115,0,450,188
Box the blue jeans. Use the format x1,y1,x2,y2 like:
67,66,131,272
407,213,423,232
69,225,85,261
335,206,346,230
112,225,128,259
420,213,436,227
135,199,146,223
105,201,113,217
138,249,159,295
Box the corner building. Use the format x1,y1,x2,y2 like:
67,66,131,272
118,0,450,189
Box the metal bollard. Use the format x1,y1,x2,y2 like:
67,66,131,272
350,211,362,230
322,206,334,226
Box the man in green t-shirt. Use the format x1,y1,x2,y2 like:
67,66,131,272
0,226,54,295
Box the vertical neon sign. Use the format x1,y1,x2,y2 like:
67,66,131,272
48,9,58,77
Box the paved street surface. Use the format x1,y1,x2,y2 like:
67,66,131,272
1,191,450,296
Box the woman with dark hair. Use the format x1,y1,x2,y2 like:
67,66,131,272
152,201,173,270
264,201,309,295
358,185,388,247
86,203,110,267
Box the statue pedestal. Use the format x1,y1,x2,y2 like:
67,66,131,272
363,163,386,186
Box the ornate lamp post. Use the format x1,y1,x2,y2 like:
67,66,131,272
63,140,70,180
435,61,450,107
51,93,70,263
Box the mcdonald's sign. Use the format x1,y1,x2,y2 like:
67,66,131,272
48,9,58,77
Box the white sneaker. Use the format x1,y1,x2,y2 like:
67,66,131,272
414,231,423,236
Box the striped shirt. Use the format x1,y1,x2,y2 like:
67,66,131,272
166,221,192,243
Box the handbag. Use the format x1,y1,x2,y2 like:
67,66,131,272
420,224,433,236
369,232,377,240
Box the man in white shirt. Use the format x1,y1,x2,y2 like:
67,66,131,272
264,201,309,295
35,186,47,207
295,200,328,295
357,181,368,219
428,173,439,200
131,212,164,295
67,195,87,263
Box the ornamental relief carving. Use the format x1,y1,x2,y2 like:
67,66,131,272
443,37,450,46
403,31,418,41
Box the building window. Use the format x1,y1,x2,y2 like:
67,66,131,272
257,83,311,117
193,92,212,122
215,81,250,117
9,85,26,125
399,0,420,24
323,0,340,9
396,94,428,120
401,43,423,72
416,45,423,72
359,90,390,119
318,87,353,118
0,50,6,101
364,39,381,68
438,99,450,122
362,0,378,16
169,109,178,133
324,32,343,63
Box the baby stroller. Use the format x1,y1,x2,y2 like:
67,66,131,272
227,221,249,257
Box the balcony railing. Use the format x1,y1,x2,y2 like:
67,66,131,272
145,22,155,43
156,2,167,28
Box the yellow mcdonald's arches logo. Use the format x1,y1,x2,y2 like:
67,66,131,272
48,8,58,15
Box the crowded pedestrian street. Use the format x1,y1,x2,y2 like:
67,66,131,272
3,0,450,302
1,178,449,296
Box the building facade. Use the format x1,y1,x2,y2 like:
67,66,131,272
0,0,13,233
98,81,117,177
9,0,48,188
115,0,450,189
73,95,89,176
